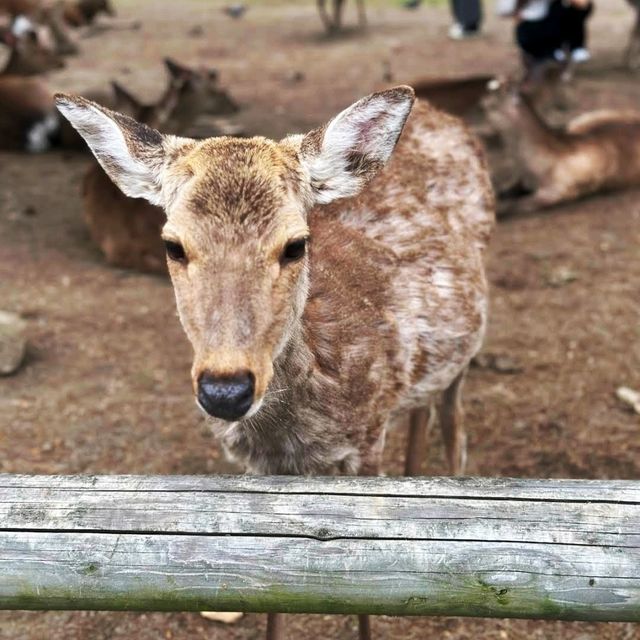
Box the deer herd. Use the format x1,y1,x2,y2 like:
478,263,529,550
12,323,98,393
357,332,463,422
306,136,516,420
3,2,640,639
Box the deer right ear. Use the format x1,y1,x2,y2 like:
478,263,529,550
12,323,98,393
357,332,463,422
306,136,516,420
298,86,415,205
55,93,167,206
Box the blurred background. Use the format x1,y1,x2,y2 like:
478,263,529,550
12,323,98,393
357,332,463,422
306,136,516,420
0,0,639,638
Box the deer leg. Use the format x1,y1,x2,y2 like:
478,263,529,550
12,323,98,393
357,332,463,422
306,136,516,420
404,406,435,476
317,0,334,32
354,432,386,640
266,612,284,640
356,0,368,29
498,186,566,217
440,370,467,476
626,10,640,69
333,0,346,32
358,614,372,640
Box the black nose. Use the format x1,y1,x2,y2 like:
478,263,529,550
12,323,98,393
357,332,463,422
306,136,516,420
197,371,255,421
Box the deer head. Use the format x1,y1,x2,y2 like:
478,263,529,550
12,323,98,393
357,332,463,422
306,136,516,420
164,58,240,123
55,86,414,422
1,19,65,75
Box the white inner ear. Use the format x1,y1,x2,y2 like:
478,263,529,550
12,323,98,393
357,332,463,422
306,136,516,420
57,100,163,206
304,92,413,204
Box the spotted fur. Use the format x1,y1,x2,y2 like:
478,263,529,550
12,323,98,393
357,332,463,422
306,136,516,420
56,87,494,475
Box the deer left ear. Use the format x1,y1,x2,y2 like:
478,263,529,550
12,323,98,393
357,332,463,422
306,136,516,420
299,86,415,205
55,93,169,206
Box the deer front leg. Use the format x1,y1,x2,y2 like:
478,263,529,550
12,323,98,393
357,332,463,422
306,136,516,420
626,9,640,69
266,612,284,640
317,0,334,32
404,405,436,476
332,0,346,32
356,0,368,29
439,370,467,476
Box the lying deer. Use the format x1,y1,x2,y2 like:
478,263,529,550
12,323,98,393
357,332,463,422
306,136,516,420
162,57,239,135
56,85,494,639
61,0,114,27
82,80,186,273
0,18,64,74
486,83,640,215
0,23,64,150
82,63,241,273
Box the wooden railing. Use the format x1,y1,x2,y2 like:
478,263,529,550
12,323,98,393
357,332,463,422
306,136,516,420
0,475,638,621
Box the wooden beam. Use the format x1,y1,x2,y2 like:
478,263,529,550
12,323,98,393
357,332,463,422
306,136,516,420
0,474,639,621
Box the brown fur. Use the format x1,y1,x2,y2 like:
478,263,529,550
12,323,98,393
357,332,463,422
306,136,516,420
57,88,494,477
0,25,64,150
490,90,640,215
412,75,495,118
0,25,64,75
158,100,493,474
82,65,240,274
62,0,114,27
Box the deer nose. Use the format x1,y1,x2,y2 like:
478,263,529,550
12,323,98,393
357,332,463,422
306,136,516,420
197,371,255,421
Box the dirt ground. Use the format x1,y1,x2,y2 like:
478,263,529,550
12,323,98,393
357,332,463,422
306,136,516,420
1,0,640,638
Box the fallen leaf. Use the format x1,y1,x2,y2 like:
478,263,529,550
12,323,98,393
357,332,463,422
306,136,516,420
616,387,640,414
200,611,244,624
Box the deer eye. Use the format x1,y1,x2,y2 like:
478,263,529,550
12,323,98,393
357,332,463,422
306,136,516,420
164,240,187,263
281,238,307,265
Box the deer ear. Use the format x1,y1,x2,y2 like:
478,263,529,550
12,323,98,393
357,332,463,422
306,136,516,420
299,86,414,205
111,81,143,117
55,93,167,206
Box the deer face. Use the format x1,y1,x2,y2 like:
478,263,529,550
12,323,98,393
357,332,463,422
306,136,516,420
1,22,65,75
55,87,414,421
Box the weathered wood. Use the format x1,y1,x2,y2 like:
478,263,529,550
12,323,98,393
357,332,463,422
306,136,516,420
0,474,639,620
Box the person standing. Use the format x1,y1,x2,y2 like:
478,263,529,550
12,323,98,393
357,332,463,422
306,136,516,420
449,0,483,39
497,0,594,67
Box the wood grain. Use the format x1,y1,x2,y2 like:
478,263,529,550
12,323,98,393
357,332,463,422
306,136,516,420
0,474,638,620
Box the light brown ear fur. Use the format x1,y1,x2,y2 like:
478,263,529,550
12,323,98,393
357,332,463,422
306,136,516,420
297,85,415,204
55,93,170,205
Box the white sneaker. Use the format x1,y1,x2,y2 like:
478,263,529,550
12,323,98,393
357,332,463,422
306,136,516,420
448,23,465,40
554,49,567,62
571,47,591,63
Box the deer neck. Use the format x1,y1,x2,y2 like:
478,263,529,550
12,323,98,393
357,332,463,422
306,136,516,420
514,97,564,154
503,97,566,176
1,50,22,75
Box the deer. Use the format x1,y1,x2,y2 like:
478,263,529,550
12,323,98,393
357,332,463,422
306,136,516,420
0,22,64,150
0,18,64,74
161,57,239,136
317,0,366,34
485,82,640,215
60,0,114,27
56,84,494,640
81,62,241,273
625,0,640,69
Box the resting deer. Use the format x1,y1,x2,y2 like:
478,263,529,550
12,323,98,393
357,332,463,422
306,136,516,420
82,62,241,273
56,85,494,639
486,83,640,215
61,0,114,27
162,58,239,136
82,80,185,273
0,23,64,150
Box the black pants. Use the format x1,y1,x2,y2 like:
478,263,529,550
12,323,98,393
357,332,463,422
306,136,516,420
451,0,482,31
517,0,593,62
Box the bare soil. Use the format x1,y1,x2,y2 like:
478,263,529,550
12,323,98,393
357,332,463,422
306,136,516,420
1,0,639,638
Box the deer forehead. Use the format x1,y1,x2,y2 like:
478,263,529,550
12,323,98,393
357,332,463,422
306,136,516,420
164,137,309,246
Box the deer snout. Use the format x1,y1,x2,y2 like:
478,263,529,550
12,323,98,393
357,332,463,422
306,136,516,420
197,371,255,421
